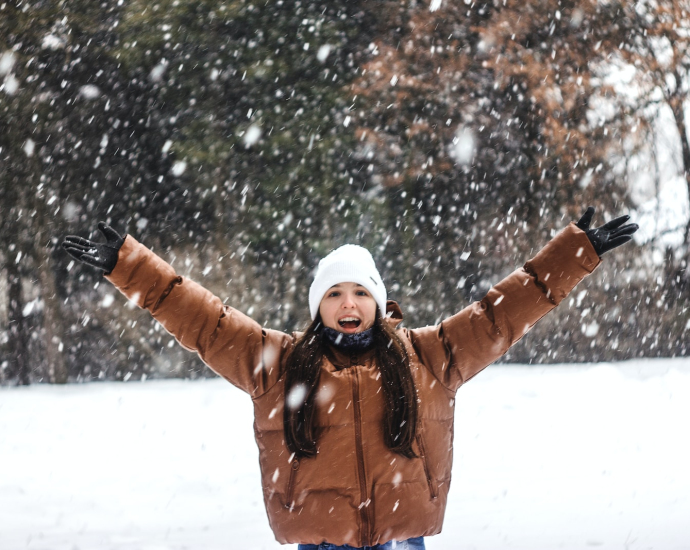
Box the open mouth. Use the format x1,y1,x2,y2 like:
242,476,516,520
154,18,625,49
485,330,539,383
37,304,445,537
338,316,361,330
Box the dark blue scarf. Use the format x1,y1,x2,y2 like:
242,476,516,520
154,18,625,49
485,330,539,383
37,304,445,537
322,326,375,352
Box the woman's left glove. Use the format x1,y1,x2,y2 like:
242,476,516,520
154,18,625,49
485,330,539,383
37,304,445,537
61,222,125,275
576,206,639,256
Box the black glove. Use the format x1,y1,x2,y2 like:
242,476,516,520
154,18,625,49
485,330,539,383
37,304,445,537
62,222,125,274
576,206,638,256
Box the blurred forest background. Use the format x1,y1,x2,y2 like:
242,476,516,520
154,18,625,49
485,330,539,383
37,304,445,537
1,0,689,385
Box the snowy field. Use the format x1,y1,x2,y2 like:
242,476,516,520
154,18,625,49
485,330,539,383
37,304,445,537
1,358,689,550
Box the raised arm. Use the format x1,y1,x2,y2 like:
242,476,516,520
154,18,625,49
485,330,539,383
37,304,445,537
406,208,638,392
63,224,289,396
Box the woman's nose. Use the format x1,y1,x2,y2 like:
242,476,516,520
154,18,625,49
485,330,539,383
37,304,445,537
341,294,356,308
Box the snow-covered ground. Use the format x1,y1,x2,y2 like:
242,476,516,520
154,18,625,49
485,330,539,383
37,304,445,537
1,358,689,550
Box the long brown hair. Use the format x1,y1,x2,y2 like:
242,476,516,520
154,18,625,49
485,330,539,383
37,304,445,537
283,311,418,459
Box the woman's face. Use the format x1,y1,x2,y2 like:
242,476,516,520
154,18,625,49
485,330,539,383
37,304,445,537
318,282,377,334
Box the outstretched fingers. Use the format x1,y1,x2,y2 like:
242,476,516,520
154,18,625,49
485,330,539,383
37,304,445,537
62,244,96,258
62,245,84,261
63,245,89,262
62,245,104,268
63,235,95,248
610,223,639,239
61,241,98,254
601,214,630,231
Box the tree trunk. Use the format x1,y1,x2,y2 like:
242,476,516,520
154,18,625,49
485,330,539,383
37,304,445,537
668,93,690,246
6,249,30,385
33,227,68,384
33,184,69,384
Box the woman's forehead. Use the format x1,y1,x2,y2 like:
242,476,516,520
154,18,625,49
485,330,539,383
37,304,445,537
328,282,365,289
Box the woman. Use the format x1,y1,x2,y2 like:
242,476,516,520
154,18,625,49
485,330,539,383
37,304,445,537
62,207,637,549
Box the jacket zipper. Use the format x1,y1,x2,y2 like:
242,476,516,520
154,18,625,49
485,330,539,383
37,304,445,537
351,368,371,544
284,457,300,510
416,433,438,499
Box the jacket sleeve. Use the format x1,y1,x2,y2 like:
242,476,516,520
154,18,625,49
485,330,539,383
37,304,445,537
104,235,289,396
406,223,600,392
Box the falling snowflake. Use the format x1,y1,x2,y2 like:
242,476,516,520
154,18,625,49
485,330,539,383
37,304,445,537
149,60,169,82
79,85,101,99
451,127,475,165
23,139,36,157
286,384,308,410
171,161,187,176
0,52,16,75
244,124,262,147
317,44,332,63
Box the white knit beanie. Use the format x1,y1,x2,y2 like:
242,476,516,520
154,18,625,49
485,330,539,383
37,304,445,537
308,244,387,320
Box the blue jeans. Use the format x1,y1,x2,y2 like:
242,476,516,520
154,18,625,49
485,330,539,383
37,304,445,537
298,536,425,550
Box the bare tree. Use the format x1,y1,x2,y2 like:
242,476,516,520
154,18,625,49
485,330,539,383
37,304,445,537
596,0,690,247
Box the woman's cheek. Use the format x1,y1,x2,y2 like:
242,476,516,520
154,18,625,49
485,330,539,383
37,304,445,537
364,302,377,328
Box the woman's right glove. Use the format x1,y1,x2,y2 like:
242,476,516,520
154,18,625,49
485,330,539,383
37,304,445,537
61,222,125,274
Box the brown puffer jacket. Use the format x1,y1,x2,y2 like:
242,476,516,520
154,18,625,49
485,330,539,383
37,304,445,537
105,223,599,547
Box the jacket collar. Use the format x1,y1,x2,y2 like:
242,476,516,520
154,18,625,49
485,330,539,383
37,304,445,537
324,345,376,369
384,300,404,328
